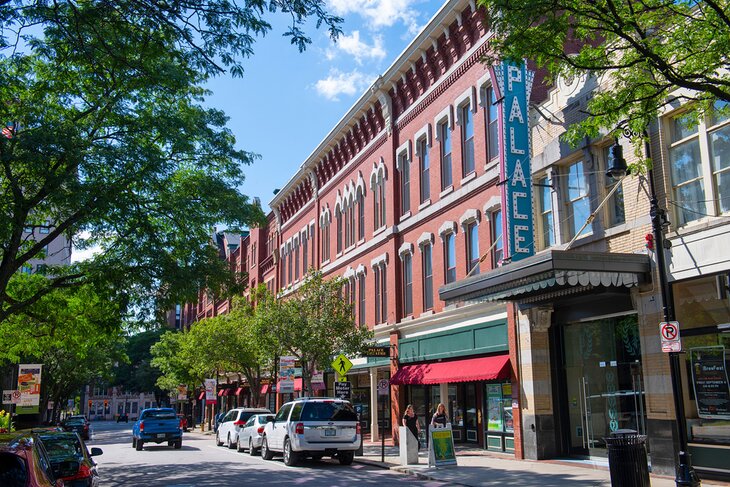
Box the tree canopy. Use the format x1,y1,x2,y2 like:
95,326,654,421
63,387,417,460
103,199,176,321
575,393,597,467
0,0,342,323
480,0,730,143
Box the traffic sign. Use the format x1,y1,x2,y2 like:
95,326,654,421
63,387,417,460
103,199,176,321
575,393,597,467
660,321,681,352
377,379,389,396
334,381,352,400
331,354,353,377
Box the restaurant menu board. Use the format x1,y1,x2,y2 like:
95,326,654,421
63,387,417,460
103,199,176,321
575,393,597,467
428,425,457,467
690,346,730,420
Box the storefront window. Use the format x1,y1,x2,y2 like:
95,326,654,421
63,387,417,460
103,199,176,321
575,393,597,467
465,383,478,442
674,273,730,445
486,383,513,433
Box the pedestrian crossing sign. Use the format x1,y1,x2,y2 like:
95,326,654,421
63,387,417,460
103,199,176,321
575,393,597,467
331,354,353,377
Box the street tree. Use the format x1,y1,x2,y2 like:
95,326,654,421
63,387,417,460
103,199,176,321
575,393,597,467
0,277,126,421
255,271,373,395
113,329,167,403
0,0,342,323
480,0,730,145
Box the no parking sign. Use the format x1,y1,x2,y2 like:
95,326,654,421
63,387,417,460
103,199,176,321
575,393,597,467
660,321,681,352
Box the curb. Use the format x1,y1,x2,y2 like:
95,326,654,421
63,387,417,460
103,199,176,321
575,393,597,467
353,457,472,487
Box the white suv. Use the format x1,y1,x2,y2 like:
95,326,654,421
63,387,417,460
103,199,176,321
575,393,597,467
261,397,361,466
215,407,272,449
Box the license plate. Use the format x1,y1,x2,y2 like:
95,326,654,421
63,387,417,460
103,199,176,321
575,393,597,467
156,434,165,438
324,428,336,437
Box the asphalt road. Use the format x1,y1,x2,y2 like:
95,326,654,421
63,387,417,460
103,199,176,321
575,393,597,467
89,421,444,486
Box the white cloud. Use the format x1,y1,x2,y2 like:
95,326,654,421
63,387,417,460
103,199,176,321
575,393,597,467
315,69,376,101
328,0,420,33
335,31,386,65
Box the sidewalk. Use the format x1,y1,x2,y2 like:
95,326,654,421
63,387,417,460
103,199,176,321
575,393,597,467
356,442,730,487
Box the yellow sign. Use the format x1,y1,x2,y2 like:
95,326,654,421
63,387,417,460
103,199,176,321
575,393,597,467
331,354,353,377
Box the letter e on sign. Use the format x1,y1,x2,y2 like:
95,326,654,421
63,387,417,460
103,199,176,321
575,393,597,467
660,321,681,352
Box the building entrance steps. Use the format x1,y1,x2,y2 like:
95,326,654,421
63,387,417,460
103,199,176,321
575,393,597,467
355,443,730,487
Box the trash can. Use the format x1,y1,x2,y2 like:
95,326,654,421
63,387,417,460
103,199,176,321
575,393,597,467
605,429,650,487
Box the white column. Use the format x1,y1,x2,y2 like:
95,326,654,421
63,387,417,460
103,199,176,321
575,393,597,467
370,367,379,442
440,382,449,409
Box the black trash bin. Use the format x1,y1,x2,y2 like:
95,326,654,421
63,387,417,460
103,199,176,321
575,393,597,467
605,429,650,487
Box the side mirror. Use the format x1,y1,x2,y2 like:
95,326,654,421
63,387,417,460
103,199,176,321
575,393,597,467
90,447,103,457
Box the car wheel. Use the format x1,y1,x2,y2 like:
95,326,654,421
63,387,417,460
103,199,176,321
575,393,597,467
283,438,298,467
227,433,235,449
248,438,257,456
135,440,144,451
261,437,274,460
338,450,354,465
215,432,223,447
174,440,182,449
237,437,245,452
168,441,174,447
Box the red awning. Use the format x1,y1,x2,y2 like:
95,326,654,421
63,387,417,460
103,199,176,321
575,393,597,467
198,391,205,401
390,354,511,385
234,387,245,396
217,389,225,396
261,384,271,395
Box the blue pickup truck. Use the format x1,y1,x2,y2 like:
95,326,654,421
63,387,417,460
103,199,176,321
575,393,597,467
132,408,182,450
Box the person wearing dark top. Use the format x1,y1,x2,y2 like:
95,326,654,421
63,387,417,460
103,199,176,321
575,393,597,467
431,402,448,427
402,404,421,449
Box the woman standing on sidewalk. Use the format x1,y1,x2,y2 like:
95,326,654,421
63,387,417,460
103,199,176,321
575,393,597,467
431,403,448,428
402,404,421,450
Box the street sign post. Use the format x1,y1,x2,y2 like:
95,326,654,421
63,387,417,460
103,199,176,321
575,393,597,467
376,379,389,462
660,321,681,352
334,381,351,401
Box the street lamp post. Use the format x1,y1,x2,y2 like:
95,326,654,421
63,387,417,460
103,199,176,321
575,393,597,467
609,134,700,487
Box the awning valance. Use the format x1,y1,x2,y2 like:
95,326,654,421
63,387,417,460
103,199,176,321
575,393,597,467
198,391,205,401
390,354,510,385
439,250,650,304
234,387,245,396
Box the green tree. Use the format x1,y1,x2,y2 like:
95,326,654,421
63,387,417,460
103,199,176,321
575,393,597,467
0,277,126,421
255,271,373,395
480,0,730,144
0,1,342,323
114,328,166,402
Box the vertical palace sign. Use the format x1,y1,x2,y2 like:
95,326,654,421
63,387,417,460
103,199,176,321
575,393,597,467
492,61,535,262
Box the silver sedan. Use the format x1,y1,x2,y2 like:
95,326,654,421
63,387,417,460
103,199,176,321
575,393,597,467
237,414,274,455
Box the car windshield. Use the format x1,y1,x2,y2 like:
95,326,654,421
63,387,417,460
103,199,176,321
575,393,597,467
64,420,84,425
301,402,358,422
143,410,176,420
38,436,82,461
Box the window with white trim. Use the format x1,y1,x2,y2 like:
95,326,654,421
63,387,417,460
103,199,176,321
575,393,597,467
348,202,355,247
668,101,730,225
321,222,330,263
460,103,475,176
538,177,555,248
603,147,626,227
466,221,480,275
422,243,433,310
439,121,452,190
402,253,413,317
374,178,386,230
565,160,593,238
399,152,410,215
294,241,300,280
336,209,343,254
444,232,456,284
302,232,308,274
357,193,365,240
418,137,430,203
358,273,366,326
491,209,503,267
374,264,387,324
484,85,499,161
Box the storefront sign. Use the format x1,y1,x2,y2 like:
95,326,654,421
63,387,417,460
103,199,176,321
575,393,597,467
492,60,535,262
334,381,352,401
204,378,217,405
364,346,390,358
428,425,457,467
690,347,730,420
16,364,42,415
660,321,682,352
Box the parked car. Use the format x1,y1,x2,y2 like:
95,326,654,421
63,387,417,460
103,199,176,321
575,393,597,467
261,397,360,466
61,417,90,440
236,414,274,455
116,414,128,423
132,408,182,450
215,408,271,449
0,431,66,487
37,430,102,487
213,411,226,433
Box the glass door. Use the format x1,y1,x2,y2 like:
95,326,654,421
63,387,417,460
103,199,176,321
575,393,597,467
564,315,646,457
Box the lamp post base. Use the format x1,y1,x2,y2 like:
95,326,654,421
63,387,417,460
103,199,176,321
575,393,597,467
675,451,701,487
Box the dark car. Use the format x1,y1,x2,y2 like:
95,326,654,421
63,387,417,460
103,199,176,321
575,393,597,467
37,431,102,487
116,414,128,423
62,418,90,440
0,431,66,487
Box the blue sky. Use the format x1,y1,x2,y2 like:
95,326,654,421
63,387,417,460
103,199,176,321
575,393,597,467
203,0,445,212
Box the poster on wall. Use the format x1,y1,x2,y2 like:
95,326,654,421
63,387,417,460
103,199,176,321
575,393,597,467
16,364,42,415
690,346,730,420
486,384,503,431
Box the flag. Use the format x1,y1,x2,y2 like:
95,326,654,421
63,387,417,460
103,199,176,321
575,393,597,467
2,124,13,139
